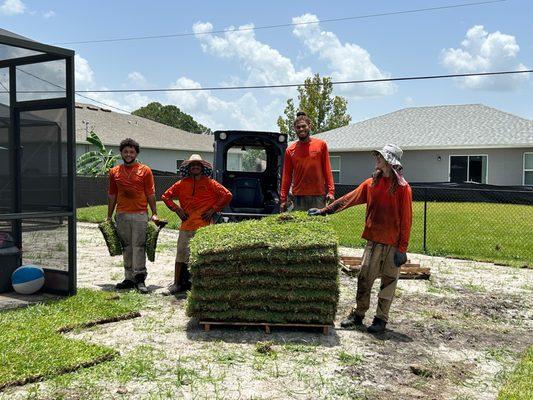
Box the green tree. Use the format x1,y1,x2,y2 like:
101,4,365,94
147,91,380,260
132,102,211,134
277,74,351,140
76,131,120,176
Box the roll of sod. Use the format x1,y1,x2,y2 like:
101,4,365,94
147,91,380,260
186,212,339,325
98,220,122,257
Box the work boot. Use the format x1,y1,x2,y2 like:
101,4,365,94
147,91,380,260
134,274,149,295
179,264,192,291
340,310,364,329
115,279,135,290
162,284,186,297
367,317,387,333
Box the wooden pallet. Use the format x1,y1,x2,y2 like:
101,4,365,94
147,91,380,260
339,256,431,280
199,321,331,335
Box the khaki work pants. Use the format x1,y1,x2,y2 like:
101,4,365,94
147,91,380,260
115,212,148,281
292,195,326,211
353,241,400,322
175,230,196,263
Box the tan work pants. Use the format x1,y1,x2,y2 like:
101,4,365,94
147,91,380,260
115,212,148,281
292,195,326,211
353,241,400,322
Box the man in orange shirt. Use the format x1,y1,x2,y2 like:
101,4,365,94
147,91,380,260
309,144,412,333
280,111,335,211
107,138,160,294
161,154,232,295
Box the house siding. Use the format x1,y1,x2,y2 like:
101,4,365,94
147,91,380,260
330,147,533,186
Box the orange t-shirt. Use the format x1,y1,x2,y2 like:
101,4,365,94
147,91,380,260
108,163,155,214
325,177,413,252
161,176,233,231
280,137,335,202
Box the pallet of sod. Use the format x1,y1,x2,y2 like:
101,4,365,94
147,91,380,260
186,212,339,326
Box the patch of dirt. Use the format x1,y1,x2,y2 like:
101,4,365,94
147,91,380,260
1,222,531,400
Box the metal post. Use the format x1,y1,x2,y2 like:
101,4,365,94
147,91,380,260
65,55,77,295
423,187,427,253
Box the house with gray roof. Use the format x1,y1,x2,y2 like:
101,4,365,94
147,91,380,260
75,103,215,173
316,104,533,186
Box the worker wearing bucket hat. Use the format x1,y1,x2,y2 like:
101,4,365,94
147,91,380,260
308,144,412,333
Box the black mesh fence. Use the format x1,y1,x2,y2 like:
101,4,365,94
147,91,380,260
76,175,180,208
332,183,533,267
77,177,533,266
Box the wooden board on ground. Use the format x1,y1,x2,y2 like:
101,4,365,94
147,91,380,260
339,256,431,280
199,321,331,335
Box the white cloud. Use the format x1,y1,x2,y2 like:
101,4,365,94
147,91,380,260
43,10,55,18
0,0,25,15
75,55,95,88
166,76,281,131
127,71,148,87
193,21,312,91
441,25,529,91
292,13,396,98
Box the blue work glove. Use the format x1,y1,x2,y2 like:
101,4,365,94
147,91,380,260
393,250,407,267
308,208,325,216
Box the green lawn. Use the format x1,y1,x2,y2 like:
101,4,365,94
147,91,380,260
78,201,533,267
0,289,144,390
498,346,533,400
77,201,183,230
329,201,532,267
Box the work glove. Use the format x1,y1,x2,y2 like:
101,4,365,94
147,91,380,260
326,194,334,205
308,208,325,216
393,250,407,268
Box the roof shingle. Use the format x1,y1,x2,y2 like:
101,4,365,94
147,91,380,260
316,104,533,151
76,103,214,152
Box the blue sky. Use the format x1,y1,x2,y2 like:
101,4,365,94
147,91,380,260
1,0,532,131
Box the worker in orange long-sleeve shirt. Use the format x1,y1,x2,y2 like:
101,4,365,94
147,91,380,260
309,144,413,333
280,111,335,212
161,154,232,295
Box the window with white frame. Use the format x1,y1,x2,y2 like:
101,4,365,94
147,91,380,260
524,153,533,185
449,155,487,183
330,156,341,184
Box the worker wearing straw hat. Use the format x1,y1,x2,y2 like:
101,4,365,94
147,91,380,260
161,154,232,295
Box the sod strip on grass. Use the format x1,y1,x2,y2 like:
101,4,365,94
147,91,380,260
498,346,533,400
190,212,337,258
0,289,143,390
193,275,339,291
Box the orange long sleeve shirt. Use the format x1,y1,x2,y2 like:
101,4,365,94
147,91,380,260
325,177,413,253
280,137,335,202
161,176,232,231
108,163,155,214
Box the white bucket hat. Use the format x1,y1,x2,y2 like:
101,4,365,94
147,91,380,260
372,144,407,186
372,144,403,168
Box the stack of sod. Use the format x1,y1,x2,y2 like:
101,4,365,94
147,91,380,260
98,220,122,256
186,212,339,325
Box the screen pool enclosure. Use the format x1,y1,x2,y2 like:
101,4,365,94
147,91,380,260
0,28,76,295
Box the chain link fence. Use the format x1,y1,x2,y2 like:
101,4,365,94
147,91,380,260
332,183,533,267
77,177,533,267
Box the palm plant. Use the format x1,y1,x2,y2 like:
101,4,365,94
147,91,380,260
76,131,120,176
